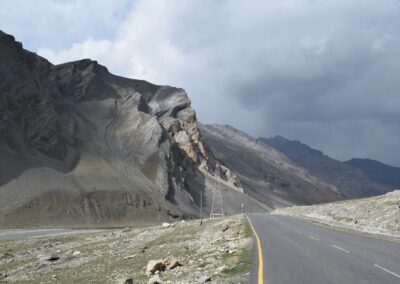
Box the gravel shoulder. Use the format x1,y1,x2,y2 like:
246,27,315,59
0,215,253,283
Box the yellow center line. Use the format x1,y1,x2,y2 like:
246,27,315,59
246,215,264,284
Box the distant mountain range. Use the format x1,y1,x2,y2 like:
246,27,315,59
345,158,400,188
201,125,343,208
262,136,392,197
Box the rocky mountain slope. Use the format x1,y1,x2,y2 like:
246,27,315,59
274,190,400,238
0,30,260,228
201,124,343,209
262,136,390,198
346,158,400,188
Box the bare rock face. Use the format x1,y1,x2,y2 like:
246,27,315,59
0,30,242,227
0,31,77,163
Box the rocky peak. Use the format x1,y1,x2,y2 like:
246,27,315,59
0,30,51,73
261,136,324,159
55,59,116,102
0,30,21,49
203,124,292,165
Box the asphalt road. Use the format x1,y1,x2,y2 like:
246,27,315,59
0,229,102,240
247,213,400,284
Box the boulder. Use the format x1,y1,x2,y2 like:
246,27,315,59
163,256,182,270
221,223,230,232
117,278,133,284
146,260,166,275
199,275,211,283
72,251,81,256
123,254,137,260
120,227,132,234
211,236,223,244
162,223,170,228
148,275,162,284
0,273,7,280
38,253,60,262
0,252,14,259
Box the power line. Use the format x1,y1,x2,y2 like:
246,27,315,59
210,162,225,218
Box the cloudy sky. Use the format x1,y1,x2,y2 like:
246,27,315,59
1,0,400,166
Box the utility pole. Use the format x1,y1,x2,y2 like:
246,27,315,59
210,161,225,218
246,192,250,213
233,171,249,213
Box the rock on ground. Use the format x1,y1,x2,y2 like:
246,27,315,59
146,260,166,275
199,275,211,283
163,256,181,270
38,253,60,262
148,274,162,284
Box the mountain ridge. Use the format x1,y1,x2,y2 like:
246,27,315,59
262,135,390,197
345,158,400,188
201,124,343,209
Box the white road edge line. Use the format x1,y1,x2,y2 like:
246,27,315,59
309,236,320,241
374,264,400,279
331,244,350,254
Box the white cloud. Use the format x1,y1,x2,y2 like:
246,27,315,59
0,0,131,51
38,39,113,64
37,0,204,84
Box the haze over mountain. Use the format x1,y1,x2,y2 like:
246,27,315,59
0,30,262,228
262,136,390,198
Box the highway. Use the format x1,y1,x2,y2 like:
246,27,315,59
247,213,400,284
0,229,102,240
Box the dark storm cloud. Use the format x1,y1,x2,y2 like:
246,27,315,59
216,1,400,165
